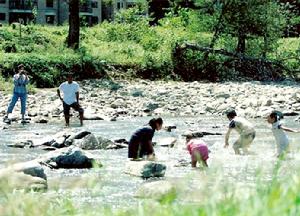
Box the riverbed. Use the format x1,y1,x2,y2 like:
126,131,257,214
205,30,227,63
1,115,300,210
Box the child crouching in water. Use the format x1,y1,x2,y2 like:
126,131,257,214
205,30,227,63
267,111,300,158
186,134,209,167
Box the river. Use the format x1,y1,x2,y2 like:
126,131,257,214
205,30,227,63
1,115,300,210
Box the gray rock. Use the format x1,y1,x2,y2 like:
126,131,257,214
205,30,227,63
182,131,222,138
96,136,115,149
125,161,167,178
75,134,99,150
7,140,33,148
39,147,100,169
10,161,47,180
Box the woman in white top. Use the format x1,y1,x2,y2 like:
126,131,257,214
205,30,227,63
267,111,299,158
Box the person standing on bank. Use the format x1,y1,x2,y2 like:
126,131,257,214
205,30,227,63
3,64,29,124
57,73,84,127
128,118,163,160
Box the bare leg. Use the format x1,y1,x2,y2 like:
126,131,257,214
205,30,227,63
79,112,84,126
64,115,70,127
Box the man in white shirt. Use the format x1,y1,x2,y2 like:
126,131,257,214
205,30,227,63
57,73,84,126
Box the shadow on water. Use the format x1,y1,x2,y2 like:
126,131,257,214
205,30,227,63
1,115,300,209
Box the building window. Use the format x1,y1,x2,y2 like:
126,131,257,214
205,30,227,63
92,1,98,8
0,13,5,21
0,0,6,4
46,0,54,8
117,2,123,9
46,15,55,24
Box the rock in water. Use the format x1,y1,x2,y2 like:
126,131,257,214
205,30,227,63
39,147,100,169
0,170,47,191
124,161,166,178
135,180,176,201
75,134,99,150
157,137,177,148
10,161,47,180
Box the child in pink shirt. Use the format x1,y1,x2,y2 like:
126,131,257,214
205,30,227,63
186,134,209,167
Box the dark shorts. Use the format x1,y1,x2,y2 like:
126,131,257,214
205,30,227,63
63,102,84,116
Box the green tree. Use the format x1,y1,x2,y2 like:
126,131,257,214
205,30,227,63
196,0,287,56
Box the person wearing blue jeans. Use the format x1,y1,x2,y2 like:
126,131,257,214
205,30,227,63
4,64,29,123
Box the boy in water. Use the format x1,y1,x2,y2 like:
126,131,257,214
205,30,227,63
224,109,256,155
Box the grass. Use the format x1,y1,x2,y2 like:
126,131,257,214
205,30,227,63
1,162,300,216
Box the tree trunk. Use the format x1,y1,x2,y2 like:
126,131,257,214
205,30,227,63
236,30,246,54
67,0,80,49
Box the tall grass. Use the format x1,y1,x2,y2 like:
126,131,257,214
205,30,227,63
1,163,300,216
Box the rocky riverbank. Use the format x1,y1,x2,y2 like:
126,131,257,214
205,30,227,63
1,80,300,123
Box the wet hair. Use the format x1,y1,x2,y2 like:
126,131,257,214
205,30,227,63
269,111,284,122
226,109,237,119
149,117,163,129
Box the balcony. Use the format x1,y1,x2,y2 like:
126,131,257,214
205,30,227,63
9,0,38,10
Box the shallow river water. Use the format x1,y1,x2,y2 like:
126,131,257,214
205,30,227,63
1,115,300,210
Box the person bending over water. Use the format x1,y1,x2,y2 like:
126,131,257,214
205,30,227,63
267,111,300,158
128,117,163,160
186,134,209,167
224,109,256,155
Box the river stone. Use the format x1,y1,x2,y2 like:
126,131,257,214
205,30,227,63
75,134,99,150
124,161,167,178
96,136,115,149
64,131,91,146
157,137,177,148
0,170,47,191
10,161,47,180
39,147,99,169
182,131,222,138
164,125,177,132
7,140,34,148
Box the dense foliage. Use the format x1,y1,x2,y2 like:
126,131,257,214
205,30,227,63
0,2,299,87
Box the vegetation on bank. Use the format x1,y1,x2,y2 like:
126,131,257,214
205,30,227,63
0,2,299,87
1,163,300,215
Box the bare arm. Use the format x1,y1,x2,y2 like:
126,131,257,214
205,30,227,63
57,89,63,101
224,128,232,148
76,92,79,104
281,126,299,133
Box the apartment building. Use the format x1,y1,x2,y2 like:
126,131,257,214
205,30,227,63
0,0,102,25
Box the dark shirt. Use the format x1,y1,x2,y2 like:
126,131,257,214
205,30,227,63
129,126,155,143
128,126,155,158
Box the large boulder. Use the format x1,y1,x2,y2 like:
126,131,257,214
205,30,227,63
75,134,99,150
96,136,115,149
38,147,101,169
10,161,47,180
124,161,166,178
135,180,176,201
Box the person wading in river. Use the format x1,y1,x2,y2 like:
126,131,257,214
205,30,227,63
128,117,163,160
224,109,256,155
3,64,29,124
57,73,84,127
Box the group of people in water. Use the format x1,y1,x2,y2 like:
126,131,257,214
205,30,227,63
2,65,300,168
